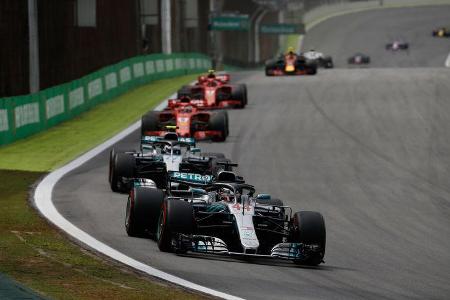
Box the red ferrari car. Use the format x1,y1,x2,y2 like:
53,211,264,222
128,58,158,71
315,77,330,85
177,73,247,109
141,98,229,142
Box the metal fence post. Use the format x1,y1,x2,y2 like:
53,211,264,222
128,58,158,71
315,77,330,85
28,0,40,93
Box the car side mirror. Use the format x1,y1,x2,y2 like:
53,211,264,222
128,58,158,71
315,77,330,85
256,194,271,200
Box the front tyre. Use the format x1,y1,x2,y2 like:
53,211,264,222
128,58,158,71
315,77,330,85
209,111,228,142
290,211,326,266
110,153,135,193
157,199,194,252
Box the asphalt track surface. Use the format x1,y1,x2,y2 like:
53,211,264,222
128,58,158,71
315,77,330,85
302,6,450,68
53,6,450,300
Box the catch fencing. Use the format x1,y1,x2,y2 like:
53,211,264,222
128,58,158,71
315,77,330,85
0,53,211,146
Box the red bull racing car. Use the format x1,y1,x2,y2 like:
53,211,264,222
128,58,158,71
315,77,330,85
141,98,229,142
265,52,317,76
432,27,450,37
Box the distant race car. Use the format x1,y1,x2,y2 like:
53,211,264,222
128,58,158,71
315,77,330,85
303,50,334,68
109,132,233,192
141,98,229,141
385,41,409,51
124,170,326,266
347,53,371,65
177,71,247,109
432,27,450,37
265,52,317,76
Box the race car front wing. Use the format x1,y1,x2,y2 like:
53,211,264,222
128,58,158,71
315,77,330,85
174,234,323,263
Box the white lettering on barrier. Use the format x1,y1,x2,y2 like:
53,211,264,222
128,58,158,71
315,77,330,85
145,61,155,74
105,73,118,91
88,79,103,99
120,67,131,84
189,58,195,69
165,59,174,71
156,60,165,73
69,87,84,109
196,58,202,69
15,103,39,128
204,59,211,69
133,63,144,78
175,58,183,69
0,109,8,132
46,95,65,119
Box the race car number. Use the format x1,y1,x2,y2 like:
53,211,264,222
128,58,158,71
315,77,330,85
232,203,251,211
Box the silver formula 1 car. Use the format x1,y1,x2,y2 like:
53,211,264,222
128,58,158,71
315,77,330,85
109,132,231,192
385,41,409,51
348,53,371,65
125,171,326,266
303,50,334,69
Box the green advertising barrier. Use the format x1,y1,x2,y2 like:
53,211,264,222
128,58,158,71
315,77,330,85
0,53,211,146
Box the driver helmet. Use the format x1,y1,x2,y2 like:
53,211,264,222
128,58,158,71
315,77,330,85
287,46,295,55
207,69,216,79
219,187,235,202
310,47,315,52
172,145,181,155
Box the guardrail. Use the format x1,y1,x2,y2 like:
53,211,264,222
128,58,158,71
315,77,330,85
0,53,211,146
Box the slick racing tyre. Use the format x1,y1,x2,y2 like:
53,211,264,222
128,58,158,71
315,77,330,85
110,153,135,193
125,187,164,237
231,84,247,108
323,56,334,69
141,112,159,136
209,111,228,142
291,211,326,266
306,63,318,75
265,67,275,76
157,199,194,252
108,148,116,184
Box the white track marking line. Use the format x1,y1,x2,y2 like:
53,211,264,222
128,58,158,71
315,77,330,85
33,90,244,300
445,52,450,67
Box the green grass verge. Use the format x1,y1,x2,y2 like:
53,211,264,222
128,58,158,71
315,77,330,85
0,74,199,172
0,74,211,299
0,170,207,300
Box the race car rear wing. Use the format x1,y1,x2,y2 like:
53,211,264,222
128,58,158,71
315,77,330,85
141,135,196,147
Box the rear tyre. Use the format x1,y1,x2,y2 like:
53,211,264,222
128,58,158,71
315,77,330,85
231,85,247,108
209,111,228,142
125,187,165,237
110,153,135,193
108,148,116,184
157,199,194,252
291,211,326,266
141,112,159,136
306,63,317,75
323,57,334,69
